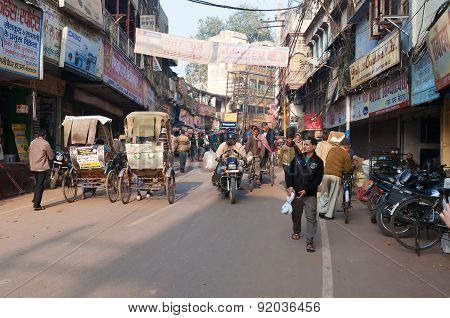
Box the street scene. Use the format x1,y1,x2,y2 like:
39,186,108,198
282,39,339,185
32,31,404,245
0,0,449,308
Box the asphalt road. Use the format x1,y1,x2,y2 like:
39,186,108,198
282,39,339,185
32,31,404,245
0,162,449,297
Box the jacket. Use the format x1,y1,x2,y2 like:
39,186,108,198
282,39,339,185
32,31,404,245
29,137,53,171
278,144,295,165
215,142,246,160
324,146,352,178
286,152,324,197
315,140,333,166
263,128,276,150
174,135,191,152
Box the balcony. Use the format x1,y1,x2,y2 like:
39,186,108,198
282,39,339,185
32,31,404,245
104,12,142,68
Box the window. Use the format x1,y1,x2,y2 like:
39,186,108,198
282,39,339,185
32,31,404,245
420,118,440,144
369,0,408,39
258,80,266,91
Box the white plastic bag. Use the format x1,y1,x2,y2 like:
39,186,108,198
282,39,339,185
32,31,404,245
203,150,216,171
281,192,295,215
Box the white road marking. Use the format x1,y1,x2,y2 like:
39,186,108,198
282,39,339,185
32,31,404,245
319,218,333,298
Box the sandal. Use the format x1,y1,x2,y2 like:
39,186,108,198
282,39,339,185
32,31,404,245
306,243,315,253
291,233,301,240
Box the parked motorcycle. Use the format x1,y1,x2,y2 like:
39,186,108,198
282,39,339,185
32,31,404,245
373,167,445,237
212,150,244,204
49,151,70,189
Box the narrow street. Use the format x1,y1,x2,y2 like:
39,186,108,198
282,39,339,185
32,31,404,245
0,164,448,298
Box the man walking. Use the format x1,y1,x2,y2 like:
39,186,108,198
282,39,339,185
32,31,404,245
318,138,352,220
315,130,332,166
261,122,275,170
29,130,53,211
174,130,191,173
278,133,296,186
245,127,270,186
286,137,324,252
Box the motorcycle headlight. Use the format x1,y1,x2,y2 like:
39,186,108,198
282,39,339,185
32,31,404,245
56,154,64,161
228,163,237,170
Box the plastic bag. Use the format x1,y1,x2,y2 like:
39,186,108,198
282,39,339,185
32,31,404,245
281,192,295,215
203,150,216,171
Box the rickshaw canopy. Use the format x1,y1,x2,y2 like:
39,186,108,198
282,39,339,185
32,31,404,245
124,112,170,140
62,115,113,147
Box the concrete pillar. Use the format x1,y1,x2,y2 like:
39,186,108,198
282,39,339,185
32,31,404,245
345,95,351,140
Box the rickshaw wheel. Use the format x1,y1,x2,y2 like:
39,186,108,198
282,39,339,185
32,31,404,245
166,173,176,204
119,172,131,204
62,172,78,203
106,170,119,203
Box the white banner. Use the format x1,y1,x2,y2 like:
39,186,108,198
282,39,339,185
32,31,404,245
135,29,289,67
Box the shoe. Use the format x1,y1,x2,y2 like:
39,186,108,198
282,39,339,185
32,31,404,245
306,242,315,253
146,193,151,198
136,195,142,201
181,170,185,173
34,206,45,211
319,214,325,219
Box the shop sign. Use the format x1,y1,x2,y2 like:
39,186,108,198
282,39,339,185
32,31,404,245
411,51,440,106
223,113,238,122
324,100,346,128
0,0,43,79
60,27,100,79
58,0,104,30
426,7,450,90
222,122,237,128
16,104,28,114
11,124,28,162
141,15,156,31
304,113,322,130
349,31,400,88
351,94,369,122
103,41,144,105
351,74,409,120
135,29,289,68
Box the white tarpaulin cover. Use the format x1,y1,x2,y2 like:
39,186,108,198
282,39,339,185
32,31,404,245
62,116,112,126
135,29,289,68
126,143,164,170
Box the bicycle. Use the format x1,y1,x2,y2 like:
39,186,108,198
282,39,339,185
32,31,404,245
246,154,260,192
342,172,353,224
390,187,450,256
267,151,277,187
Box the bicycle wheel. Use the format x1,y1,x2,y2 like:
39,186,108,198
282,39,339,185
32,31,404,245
106,170,119,203
62,171,77,203
390,198,442,254
119,172,132,204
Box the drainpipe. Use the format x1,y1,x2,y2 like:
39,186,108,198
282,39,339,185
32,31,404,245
345,95,351,140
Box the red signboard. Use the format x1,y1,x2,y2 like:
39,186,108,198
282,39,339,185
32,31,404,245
103,41,144,105
305,113,323,130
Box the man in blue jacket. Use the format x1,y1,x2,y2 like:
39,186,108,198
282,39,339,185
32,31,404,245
286,136,324,253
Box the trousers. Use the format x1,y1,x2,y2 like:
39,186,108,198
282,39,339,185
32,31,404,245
318,174,341,218
291,196,318,244
32,171,47,208
179,151,188,172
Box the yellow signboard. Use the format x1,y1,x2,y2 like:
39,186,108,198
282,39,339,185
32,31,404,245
349,31,400,88
426,7,450,90
223,113,238,122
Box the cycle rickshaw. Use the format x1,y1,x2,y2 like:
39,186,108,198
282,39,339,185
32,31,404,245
118,112,176,204
61,116,122,203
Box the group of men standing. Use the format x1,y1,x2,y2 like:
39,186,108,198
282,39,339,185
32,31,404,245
280,130,353,253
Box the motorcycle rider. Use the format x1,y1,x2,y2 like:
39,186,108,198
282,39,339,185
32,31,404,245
212,131,246,184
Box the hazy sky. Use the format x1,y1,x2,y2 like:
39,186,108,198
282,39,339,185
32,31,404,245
159,0,288,76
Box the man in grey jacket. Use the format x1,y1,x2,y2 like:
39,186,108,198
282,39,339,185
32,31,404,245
29,130,53,210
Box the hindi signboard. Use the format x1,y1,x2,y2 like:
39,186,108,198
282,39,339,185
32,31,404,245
141,15,156,31
60,27,100,79
76,146,101,169
426,7,450,90
103,41,144,105
135,29,289,68
58,0,104,30
0,0,43,79
411,51,440,106
349,31,400,88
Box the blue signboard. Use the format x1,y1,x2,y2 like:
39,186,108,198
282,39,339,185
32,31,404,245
60,27,100,78
222,122,237,128
411,51,440,106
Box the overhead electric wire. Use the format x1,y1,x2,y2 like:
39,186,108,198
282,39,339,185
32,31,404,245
185,0,302,12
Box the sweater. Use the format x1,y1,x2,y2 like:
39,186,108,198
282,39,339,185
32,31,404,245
324,146,352,178
29,137,53,171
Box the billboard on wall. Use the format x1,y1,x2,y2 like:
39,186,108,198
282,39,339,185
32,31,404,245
349,31,400,88
411,51,440,106
351,74,409,121
60,27,100,78
58,0,104,30
103,41,144,105
0,0,43,79
426,7,450,90
304,114,322,130
135,29,289,68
